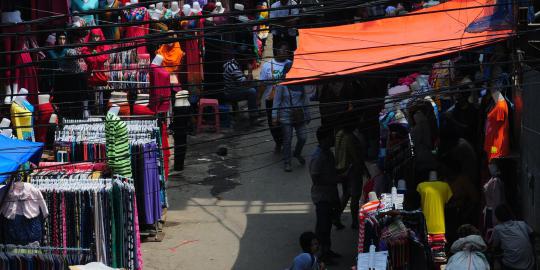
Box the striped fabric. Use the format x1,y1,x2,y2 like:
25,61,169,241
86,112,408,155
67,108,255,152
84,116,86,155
223,59,246,92
358,200,383,253
105,112,133,178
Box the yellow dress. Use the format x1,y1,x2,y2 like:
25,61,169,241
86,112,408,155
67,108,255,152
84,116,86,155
10,102,35,142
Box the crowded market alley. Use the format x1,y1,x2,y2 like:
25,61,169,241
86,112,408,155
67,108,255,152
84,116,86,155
0,0,539,269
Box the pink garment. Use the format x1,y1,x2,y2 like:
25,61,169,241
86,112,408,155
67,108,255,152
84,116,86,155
0,182,49,219
123,7,149,54
148,64,171,113
134,198,143,270
484,176,505,209
35,103,54,143
62,194,67,253
398,73,420,86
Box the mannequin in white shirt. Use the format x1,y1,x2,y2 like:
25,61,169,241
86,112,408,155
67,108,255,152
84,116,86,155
192,2,202,14
170,1,180,16
182,4,192,16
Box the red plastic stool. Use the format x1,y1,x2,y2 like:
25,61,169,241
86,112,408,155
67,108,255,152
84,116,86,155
197,98,220,134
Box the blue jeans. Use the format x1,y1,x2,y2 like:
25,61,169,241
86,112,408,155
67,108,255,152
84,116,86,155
225,88,258,111
282,123,307,164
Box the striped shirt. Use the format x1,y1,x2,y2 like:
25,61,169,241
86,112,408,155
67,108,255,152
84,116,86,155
223,59,246,93
105,112,133,178
358,200,383,253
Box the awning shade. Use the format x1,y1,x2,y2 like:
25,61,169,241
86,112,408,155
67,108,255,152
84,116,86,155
287,0,513,84
0,136,43,183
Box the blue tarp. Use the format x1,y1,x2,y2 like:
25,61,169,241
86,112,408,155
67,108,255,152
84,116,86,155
0,136,43,183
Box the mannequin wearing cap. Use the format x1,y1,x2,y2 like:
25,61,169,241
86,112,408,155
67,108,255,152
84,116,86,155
71,0,99,25
121,0,149,54
180,3,204,89
172,90,191,171
10,88,35,141
416,170,453,235
148,55,171,113
35,94,56,144
1,11,40,105
101,0,121,40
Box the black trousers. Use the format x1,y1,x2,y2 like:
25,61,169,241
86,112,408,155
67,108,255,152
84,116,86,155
172,106,191,171
315,201,335,254
265,99,282,145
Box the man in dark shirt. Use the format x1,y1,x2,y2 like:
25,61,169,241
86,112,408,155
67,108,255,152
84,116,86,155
309,127,341,264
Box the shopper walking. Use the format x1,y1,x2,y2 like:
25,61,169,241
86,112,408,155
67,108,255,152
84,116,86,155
259,42,292,152
334,124,365,229
272,82,310,172
309,127,341,265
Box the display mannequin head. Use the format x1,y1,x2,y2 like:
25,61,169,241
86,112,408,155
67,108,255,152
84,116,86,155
0,118,10,128
183,4,192,16
38,94,50,105
152,54,164,66
156,2,164,10
215,2,224,12
490,88,504,103
171,1,180,12
428,170,438,181
192,2,202,13
368,191,378,202
1,10,23,23
149,4,156,10
175,90,190,107
108,104,120,116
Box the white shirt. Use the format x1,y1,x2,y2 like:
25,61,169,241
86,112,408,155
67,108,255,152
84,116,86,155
259,59,291,103
269,0,299,34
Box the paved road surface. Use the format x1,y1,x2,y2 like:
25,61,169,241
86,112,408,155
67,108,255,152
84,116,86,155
142,121,358,270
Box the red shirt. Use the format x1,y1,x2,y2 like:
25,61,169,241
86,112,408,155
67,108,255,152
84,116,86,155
484,100,510,161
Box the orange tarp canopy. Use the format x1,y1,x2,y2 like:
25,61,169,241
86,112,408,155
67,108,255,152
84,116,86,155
287,0,512,83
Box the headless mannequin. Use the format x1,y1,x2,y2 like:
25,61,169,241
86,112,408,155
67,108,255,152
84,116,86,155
172,90,191,171
152,54,164,66
11,88,35,141
428,170,438,181
38,94,50,105
108,104,120,116
368,191,378,202
0,119,13,138
13,88,29,107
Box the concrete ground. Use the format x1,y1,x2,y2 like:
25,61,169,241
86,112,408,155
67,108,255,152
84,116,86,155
141,120,358,270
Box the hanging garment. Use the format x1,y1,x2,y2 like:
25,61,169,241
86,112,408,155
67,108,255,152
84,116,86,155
82,28,110,86
172,106,191,171
358,200,382,253
1,24,40,104
105,113,133,178
484,100,510,161
10,102,35,141
148,64,171,113
155,42,184,74
122,7,149,54
416,181,453,234
35,102,54,143
100,0,121,40
71,0,99,25
180,11,204,88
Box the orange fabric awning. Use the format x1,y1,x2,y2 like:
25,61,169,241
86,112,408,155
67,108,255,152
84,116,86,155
286,0,512,84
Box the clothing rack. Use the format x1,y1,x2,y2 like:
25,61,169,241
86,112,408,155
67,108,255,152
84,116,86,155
0,244,91,253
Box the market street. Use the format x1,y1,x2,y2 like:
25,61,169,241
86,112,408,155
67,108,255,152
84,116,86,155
142,122,357,270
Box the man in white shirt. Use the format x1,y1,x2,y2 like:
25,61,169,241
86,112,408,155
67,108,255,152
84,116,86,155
258,42,292,151
269,0,300,53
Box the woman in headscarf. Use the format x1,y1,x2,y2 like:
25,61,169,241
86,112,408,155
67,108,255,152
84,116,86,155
155,30,184,75
82,28,110,114
82,28,109,87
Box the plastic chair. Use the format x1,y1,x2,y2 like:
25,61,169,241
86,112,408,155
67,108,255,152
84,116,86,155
197,98,220,134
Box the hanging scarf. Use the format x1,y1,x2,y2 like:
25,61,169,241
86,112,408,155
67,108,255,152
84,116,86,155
155,42,184,73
